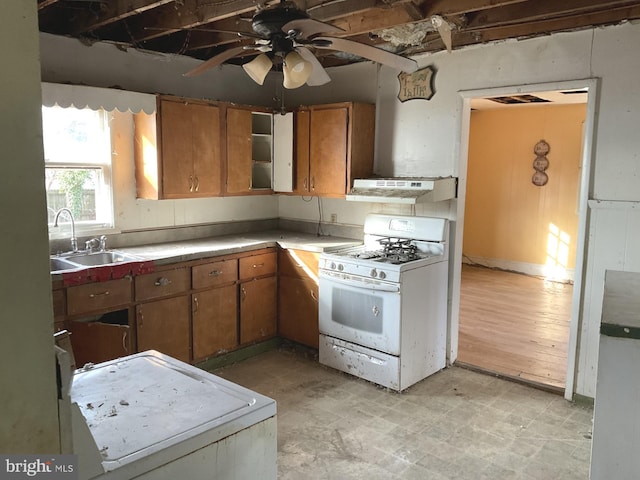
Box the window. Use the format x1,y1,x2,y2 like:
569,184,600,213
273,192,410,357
42,106,114,234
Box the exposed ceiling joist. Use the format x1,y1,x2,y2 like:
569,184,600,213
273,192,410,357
36,0,640,69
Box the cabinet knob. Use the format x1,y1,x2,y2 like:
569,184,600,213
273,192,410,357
194,176,199,192
193,296,199,313
253,263,265,268
154,277,172,286
310,290,318,302
241,286,247,301
209,270,222,277
189,175,194,192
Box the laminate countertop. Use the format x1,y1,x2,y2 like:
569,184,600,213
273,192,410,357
56,230,360,274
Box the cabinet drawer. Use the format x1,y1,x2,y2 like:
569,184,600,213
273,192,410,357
240,252,277,280
135,267,190,301
193,258,238,289
67,278,132,316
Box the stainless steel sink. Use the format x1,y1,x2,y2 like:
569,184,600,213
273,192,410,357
50,250,143,272
65,251,142,266
50,257,78,273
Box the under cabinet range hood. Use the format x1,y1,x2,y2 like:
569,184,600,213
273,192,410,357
346,177,457,204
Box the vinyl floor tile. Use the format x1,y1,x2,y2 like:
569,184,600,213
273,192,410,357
213,347,593,479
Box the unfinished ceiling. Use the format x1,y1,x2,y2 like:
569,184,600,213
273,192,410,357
37,0,640,69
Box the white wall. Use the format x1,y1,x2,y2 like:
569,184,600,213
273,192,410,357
0,2,60,452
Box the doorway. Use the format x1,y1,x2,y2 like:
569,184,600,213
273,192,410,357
451,80,597,399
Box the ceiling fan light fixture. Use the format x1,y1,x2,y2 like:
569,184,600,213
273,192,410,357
283,51,312,89
242,53,273,85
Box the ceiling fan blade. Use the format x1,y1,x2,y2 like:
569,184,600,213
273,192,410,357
183,45,248,77
283,18,344,38
431,15,452,52
314,37,418,73
296,47,331,86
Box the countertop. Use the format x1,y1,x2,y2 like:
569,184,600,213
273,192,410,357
52,230,361,280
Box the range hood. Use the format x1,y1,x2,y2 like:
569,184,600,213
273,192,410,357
346,177,457,204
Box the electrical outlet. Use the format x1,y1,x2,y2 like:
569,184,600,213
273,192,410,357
330,213,337,223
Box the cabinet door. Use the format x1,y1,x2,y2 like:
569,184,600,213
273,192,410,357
226,107,253,194
193,285,238,361
293,109,311,194
191,102,222,196
137,296,191,363
278,276,319,349
160,99,195,197
67,313,132,366
240,276,277,344
279,249,320,279
309,107,348,195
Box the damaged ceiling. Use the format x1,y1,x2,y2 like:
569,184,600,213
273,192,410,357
37,0,640,69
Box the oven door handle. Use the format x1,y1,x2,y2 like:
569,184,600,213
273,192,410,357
319,270,400,293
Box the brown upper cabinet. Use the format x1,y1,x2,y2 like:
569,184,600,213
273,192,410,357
292,102,375,197
134,96,223,199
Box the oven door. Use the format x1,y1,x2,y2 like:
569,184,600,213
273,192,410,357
318,269,401,355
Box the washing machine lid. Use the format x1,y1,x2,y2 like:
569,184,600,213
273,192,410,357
70,350,276,472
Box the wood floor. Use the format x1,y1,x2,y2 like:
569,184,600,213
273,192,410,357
457,264,573,391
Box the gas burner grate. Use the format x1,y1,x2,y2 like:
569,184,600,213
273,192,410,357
378,237,419,263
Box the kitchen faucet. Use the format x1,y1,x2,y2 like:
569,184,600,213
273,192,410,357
53,208,78,252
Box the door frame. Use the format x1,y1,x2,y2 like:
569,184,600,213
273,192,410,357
449,79,598,400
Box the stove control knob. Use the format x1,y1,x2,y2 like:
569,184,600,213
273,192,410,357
378,271,386,280
337,264,344,271
330,262,336,270
370,268,378,278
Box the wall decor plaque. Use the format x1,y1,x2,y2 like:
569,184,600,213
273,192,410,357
397,66,436,102
532,139,550,186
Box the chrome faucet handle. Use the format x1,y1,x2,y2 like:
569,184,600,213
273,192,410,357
85,238,100,253
99,235,107,252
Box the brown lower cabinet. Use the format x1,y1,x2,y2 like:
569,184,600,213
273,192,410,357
136,295,191,363
278,276,319,349
192,284,238,361
54,246,321,366
240,276,277,345
277,248,320,349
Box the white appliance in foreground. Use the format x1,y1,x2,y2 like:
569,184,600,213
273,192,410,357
318,214,449,391
590,270,640,479
64,350,277,480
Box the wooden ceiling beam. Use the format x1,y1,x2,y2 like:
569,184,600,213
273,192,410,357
465,0,640,29
329,5,418,36
109,0,258,42
62,1,173,35
420,0,529,16
408,4,640,53
38,0,60,10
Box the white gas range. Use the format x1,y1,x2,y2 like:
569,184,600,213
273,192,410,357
318,214,449,391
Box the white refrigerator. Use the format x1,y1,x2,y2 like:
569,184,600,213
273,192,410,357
590,270,640,479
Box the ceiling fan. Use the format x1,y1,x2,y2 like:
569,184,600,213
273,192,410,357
184,0,418,89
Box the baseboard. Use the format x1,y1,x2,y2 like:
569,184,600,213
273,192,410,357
462,255,574,283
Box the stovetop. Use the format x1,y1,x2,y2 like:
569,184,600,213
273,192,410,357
319,214,449,283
